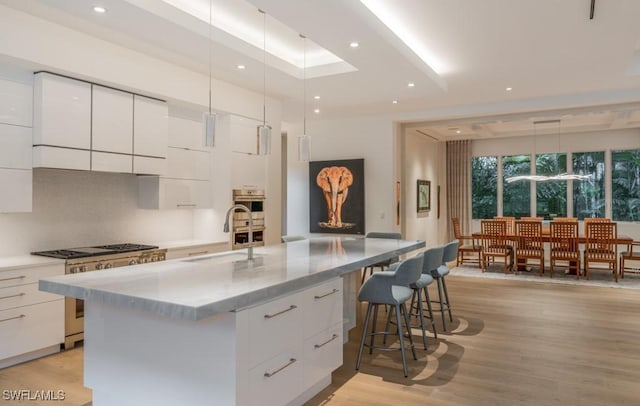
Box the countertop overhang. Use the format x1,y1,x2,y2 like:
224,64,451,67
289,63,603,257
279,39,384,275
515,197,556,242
39,236,425,321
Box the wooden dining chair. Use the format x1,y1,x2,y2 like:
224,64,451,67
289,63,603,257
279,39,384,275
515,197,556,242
552,217,578,222
583,217,610,224
584,222,618,282
452,217,482,267
493,216,515,234
620,241,640,278
480,220,513,273
549,221,580,278
520,217,543,221
515,220,545,276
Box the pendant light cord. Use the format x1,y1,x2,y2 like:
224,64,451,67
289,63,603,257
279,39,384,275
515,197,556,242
208,0,212,115
301,34,307,134
261,9,267,125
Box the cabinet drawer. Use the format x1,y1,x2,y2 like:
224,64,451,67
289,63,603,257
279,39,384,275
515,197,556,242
0,124,31,169
92,151,132,173
247,291,304,367
0,283,61,311
0,300,64,361
246,344,303,406
0,263,64,289
303,323,343,389
133,156,165,175
33,146,90,170
303,278,343,338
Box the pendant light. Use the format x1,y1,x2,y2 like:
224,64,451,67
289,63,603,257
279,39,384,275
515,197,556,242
256,9,272,155
203,0,216,147
297,34,311,162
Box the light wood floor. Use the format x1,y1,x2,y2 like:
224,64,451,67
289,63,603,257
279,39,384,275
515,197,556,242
2,276,640,405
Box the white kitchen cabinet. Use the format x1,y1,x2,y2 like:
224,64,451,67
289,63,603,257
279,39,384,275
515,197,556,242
164,242,228,260
133,95,168,159
0,262,64,368
166,147,210,180
168,116,208,151
0,169,31,212
230,114,260,155
133,156,165,176
138,176,211,209
33,145,90,171
91,85,133,154
91,151,132,173
33,72,91,150
0,78,32,127
0,124,31,169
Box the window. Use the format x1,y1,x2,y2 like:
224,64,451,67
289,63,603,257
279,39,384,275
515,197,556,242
502,154,530,218
572,151,605,220
612,149,640,221
472,156,497,219
535,153,568,220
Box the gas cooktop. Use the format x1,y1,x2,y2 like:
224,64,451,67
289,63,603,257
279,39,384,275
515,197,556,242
32,243,159,259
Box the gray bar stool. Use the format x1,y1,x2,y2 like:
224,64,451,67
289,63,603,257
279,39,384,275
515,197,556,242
431,240,459,331
361,232,402,284
408,246,443,349
356,255,423,377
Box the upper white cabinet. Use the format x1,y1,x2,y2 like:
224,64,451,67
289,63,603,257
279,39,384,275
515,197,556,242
92,85,133,154
33,72,91,150
230,115,260,155
0,76,32,213
33,72,167,175
0,78,32,127
168,115,208,151
134,95,168,159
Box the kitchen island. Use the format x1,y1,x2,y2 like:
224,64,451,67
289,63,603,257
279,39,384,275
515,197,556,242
39,236,424,406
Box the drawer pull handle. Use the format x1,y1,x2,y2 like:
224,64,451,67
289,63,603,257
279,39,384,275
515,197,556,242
314,334,339,349
188,251,209,256
314,288,339,300
0,314,25,323
0,275,26,283
0,292,26,300
264,358,297,378
264,305,297,319
176,204,197,208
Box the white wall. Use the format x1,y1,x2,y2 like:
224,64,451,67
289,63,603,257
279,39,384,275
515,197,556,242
402,132,446,247
284,116,398,236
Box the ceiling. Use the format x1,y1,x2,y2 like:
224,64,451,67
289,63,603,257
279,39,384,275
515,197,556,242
4,0,640,139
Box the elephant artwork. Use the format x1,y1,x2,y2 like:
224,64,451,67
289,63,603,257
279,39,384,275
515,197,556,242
316,166,354,228
309,158,365,235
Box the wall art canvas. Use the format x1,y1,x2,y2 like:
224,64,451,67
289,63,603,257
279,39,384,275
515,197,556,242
309,158,365,234
417,179,431,213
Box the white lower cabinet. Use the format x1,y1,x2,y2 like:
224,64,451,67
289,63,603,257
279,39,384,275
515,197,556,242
138,176,211,209
0,262,64,368
238,277,343,406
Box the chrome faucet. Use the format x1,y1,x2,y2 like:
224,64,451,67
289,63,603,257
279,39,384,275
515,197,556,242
223,204,254,261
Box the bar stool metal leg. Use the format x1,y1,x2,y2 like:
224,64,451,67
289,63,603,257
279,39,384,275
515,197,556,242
422,286,437,339
356,303,373,371
441,276,453,323
435,277,447,331
394,304,409,377
401,303,418,362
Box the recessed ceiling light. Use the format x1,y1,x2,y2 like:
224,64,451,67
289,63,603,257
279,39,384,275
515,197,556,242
407,82,415,88
350,42,359,48
93,6,107,13
314,95,320,100
392,100,398,104
237,64,246,70
506,87,513,91
456,129,461,134
314,109,320,114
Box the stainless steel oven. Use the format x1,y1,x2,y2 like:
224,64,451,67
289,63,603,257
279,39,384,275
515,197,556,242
32,244,166,349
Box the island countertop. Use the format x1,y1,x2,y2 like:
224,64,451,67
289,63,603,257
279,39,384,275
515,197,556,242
39,236,425,321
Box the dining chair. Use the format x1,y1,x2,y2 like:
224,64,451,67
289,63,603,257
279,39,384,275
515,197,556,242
452,217,482,267
515,220,545,276
549,221,580,278
552,217,578,222
493,216,515,234
361,232,402,284
584,222,618,282
520,216,543,221
480,220,513,273
356,255,423,378
620,241,640,278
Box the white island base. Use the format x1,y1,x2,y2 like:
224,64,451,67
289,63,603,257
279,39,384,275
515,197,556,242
85,277,343,406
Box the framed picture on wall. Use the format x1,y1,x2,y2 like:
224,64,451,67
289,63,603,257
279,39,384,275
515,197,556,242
309,158,365,234
417,180,431,213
